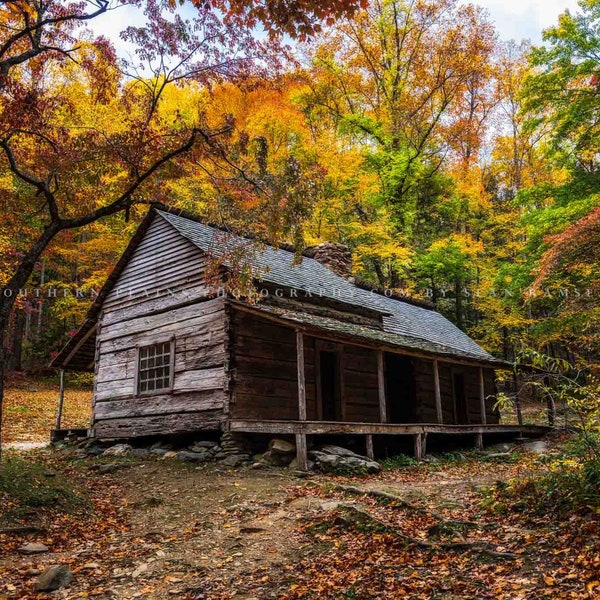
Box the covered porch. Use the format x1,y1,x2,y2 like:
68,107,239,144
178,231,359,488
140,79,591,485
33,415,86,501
228,418,551,464
229,302,546,469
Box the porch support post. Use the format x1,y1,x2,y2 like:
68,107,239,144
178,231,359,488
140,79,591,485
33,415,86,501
475,432,483,451
433,359,443,424
365,434,374,460
295,433,308,471
479,367,487,425
296,331,306,421
296,331,308,470
55,369,65,430
414,432,427,460
376,350,387,422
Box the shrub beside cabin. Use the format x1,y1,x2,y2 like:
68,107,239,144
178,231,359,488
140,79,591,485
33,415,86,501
52,208,545,467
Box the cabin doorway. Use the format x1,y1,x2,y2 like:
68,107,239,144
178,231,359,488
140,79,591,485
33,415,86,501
453,372,469,424
319,350,342,421
385,353,416,423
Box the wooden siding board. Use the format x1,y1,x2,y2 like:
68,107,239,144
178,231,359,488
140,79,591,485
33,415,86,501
92,216,227,437
94,410,224,438
94,390,224,419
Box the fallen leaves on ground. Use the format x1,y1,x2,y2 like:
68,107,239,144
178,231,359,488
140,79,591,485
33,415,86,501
3,376,91,443
1,441,598,599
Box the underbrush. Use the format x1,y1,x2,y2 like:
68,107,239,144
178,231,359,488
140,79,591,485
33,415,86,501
0,453,89,521
484,435,600,515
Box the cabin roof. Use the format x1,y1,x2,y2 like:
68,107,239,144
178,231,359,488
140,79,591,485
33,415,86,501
52,208,505,370
156,210,500,365
232,302,503,366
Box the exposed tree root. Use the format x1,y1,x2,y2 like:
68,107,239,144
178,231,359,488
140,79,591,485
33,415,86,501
330,483,489,529
0,525,45,534
335,505,517,560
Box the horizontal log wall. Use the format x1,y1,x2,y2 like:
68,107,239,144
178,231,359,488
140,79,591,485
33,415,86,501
231,309,383,423
92,214,227,438
342,344,380,422
230,309,317,420
412,359,498,424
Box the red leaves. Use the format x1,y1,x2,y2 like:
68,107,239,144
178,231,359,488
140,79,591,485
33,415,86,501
532,205,600,292
194,0,368,41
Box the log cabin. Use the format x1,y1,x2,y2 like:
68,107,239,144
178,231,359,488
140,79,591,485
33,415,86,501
51,207,547,466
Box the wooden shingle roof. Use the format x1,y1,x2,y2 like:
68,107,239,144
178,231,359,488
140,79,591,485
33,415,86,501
157,210,502,365
52,207,506,370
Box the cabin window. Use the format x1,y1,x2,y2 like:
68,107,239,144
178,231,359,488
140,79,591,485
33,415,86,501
137,341,174,394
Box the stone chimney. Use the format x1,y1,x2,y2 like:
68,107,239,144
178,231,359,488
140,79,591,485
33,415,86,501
304,242,353,278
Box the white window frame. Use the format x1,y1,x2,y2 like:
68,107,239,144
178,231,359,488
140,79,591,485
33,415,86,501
134,338,175,396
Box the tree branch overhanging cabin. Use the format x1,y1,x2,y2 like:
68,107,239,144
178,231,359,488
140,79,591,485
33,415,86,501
52,208,547,467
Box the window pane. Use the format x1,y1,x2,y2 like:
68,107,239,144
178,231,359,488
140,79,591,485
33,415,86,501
138,342,172,394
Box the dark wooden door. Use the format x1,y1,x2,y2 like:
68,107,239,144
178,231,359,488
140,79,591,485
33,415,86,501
453,373,469,424
319,350,341,421
386,353,416,423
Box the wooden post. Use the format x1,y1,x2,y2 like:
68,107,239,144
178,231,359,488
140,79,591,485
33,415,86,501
295,433,308,470
414,432,427,459
365,434,374,460
296,331,306,421
479,367,487,426
512,367,523,426
377,350,387,423
55,369,65,430
433,359,443,424
475,432,483,451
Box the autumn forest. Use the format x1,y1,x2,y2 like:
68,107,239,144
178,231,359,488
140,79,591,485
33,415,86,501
2,2,600,599
2,0,599,378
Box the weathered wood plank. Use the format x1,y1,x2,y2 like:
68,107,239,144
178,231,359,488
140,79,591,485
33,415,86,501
103,283,214,322
433,359,443,424
228,419,551,437
479,367,487,426
96,341,225,383
99,318,225,355
95,366,224,401
377,350,387,423
295,433,308,470
94,409,224,438
174,367,225,393
297,331,306,421
475,432,483,450
94,390,224,419
99,298,224,342
104,216,208,305
365,434,374,459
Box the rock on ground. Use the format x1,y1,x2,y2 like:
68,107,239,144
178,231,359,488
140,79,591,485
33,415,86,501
18,542,48,555
260,438,296,467
310,445,381,475
103,444,133,456
522,440,548,454
176,450,212,463
35,565,73,591
219,454,249,468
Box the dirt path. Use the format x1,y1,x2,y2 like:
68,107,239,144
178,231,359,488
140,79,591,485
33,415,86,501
2,447,597,600
2,458,363,599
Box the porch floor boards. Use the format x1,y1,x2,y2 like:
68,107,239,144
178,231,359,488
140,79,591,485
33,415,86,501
228,419,550,437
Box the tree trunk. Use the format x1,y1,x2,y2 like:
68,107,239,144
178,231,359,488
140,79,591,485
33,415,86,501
7,310,25,371
0,322,6,467
372,258,387,287
0,222,62,469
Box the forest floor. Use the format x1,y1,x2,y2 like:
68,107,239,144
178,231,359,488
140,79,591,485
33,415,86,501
3,374,91,445
1,438,599,600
